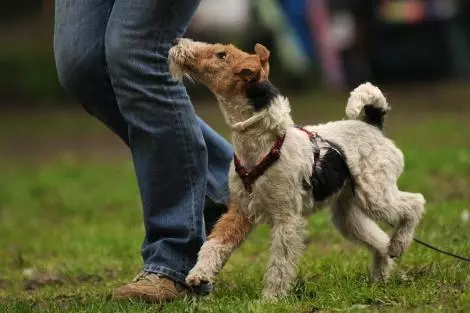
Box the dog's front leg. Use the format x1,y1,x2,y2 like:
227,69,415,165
186,201,252,287
262,215,306,299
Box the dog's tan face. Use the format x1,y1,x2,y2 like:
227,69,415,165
168,38,270,98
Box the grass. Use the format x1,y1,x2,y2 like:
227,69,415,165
1,84,470,312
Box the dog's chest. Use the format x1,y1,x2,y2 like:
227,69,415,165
230,155,313,222
230,137,351,222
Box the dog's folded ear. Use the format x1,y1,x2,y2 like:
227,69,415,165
233,44,271,83
254,43,270,77
255,44,270,62
233,57,262,83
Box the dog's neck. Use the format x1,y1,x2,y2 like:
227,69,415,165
216,94,294,167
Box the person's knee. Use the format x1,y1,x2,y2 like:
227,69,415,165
54,39,104,96
104,26,125,72
104,24,168,81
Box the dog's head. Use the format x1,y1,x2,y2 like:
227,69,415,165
168,38,271,99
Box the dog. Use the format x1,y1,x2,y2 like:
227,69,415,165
168,39,425,299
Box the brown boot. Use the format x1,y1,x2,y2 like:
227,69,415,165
111,272,193,303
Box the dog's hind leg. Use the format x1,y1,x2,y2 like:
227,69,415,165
186,201,253,287
262,214,306,299
332,185,394,281
354,178,425,259
387,191,425,258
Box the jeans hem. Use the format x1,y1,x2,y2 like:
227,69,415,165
143,264,212,294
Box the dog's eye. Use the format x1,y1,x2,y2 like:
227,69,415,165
216,51,227,59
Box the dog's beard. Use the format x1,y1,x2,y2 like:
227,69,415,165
168,44,198,83
168,59,196,83
168,58,185,82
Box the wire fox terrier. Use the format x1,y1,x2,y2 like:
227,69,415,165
168,39,425,299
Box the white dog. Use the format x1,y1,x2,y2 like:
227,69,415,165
168,39,425,299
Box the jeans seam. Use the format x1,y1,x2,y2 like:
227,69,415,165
170,103,198,237
165,2,199,238
206,185,229,205
57,37,102,88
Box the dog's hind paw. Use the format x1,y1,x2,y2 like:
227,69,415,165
388,237,409,259
186,269,211,287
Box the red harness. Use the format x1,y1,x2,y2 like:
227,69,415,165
234,127,319,193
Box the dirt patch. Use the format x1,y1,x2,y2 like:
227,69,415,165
0,279,11,290
21,268,119,292
301,307,322,313
75,274,103,284
24,273,66,291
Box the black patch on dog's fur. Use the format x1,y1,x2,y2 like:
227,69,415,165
311,144,351,202
363,105,386,130
245,80,280,111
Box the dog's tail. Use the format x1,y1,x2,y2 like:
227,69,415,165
345,82,390,130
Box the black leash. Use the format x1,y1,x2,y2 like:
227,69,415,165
412,236,470,262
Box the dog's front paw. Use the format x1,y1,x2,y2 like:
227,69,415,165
186,268,211,287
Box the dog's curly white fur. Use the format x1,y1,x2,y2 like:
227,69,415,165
168,39,425,299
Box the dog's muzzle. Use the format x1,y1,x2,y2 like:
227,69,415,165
168,39,198,81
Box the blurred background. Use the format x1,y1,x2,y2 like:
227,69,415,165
1,1,470,306
2,0,470,102
2,0,470,160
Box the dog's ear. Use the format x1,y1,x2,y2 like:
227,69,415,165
254,43,270,76
233,57,262,83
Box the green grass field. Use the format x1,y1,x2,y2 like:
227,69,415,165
1,84,469,312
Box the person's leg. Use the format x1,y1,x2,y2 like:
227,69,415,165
54,0,232,298
54,0,232,222
54,0,129,144
105,0,231,285
197,117,232,232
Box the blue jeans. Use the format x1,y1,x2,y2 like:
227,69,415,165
53,0,232,285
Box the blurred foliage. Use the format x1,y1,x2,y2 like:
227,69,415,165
0,2,41,21
2,1,470,103
0,48,64,102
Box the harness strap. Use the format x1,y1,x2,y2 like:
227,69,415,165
296,126,321,170
234,127,321,193
234,134,286,193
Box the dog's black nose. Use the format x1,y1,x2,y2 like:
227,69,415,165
172,38,180,45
